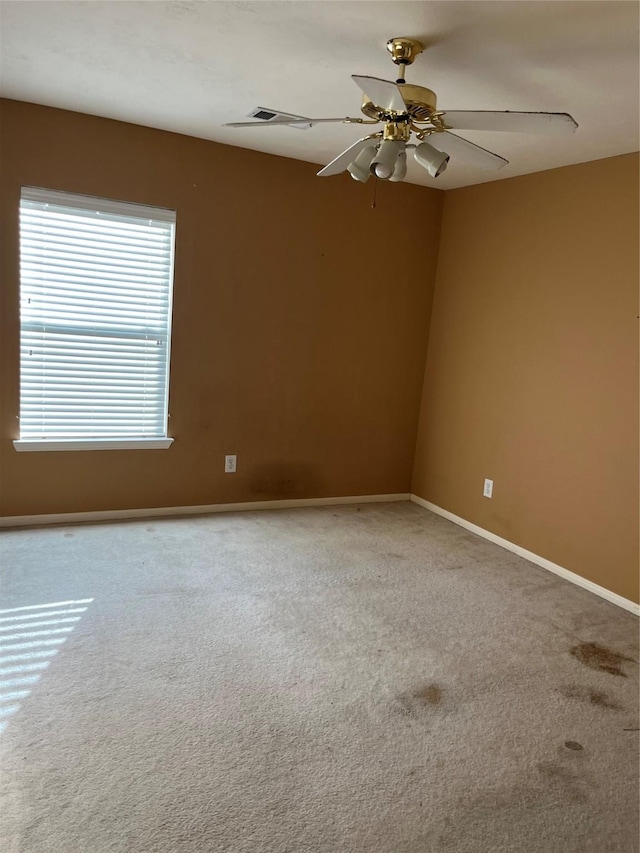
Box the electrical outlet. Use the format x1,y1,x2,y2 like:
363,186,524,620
483,478,493,498
225,454,237,473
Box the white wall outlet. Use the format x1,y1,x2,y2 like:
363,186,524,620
483,478,493,498
225,454,237,473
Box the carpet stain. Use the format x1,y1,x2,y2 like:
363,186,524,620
559,685,622,709
415,684,442,705
63,532,74,538
146,527,155,532
538,761,572,780
536,761,586,802
564,741,584,751
396,683,443,715
570,642,633,677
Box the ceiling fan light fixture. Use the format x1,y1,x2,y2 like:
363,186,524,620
347,145,378,183
370,139,404,180
414,141,449,178
389,150,407,182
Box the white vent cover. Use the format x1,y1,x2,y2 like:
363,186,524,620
248,107,312,129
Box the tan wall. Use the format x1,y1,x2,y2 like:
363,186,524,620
0,99,444,516
412,154,639,603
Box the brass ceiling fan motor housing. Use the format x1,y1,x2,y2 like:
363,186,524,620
360,85,438,123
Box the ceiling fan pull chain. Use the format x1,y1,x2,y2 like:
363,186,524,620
371,176,378,209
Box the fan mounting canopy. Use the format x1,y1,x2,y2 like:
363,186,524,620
386,37,424,66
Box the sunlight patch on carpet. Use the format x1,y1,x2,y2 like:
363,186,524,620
0,598,93,733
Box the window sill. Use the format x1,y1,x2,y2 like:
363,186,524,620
13,438,174,452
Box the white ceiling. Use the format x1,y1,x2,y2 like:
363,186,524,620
1,1,638,190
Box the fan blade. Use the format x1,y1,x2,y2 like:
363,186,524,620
441,111,578,134
224,119,313,128
432,131,509,170
352,75,407,113
317,136,380,177
224,116,369,129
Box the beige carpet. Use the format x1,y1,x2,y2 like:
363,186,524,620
0,501,638,852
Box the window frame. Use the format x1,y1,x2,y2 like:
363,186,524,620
13,187,176,453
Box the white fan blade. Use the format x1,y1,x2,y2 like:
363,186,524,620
352,75,407,113
222,119,311,127
224,119,313,128
441,111,578,134
224,117,367,129
432,131,509,170
317,136,380,177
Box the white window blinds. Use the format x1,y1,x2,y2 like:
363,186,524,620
18,187,176,442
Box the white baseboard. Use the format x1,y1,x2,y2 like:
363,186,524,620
0,493,411,529
411,495,639,616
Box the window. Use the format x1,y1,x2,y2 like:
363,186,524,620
14,188,176,451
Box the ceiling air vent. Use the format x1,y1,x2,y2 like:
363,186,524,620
252,109,278,121
248,107,312,129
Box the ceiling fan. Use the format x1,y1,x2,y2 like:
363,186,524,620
224,37,578,183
